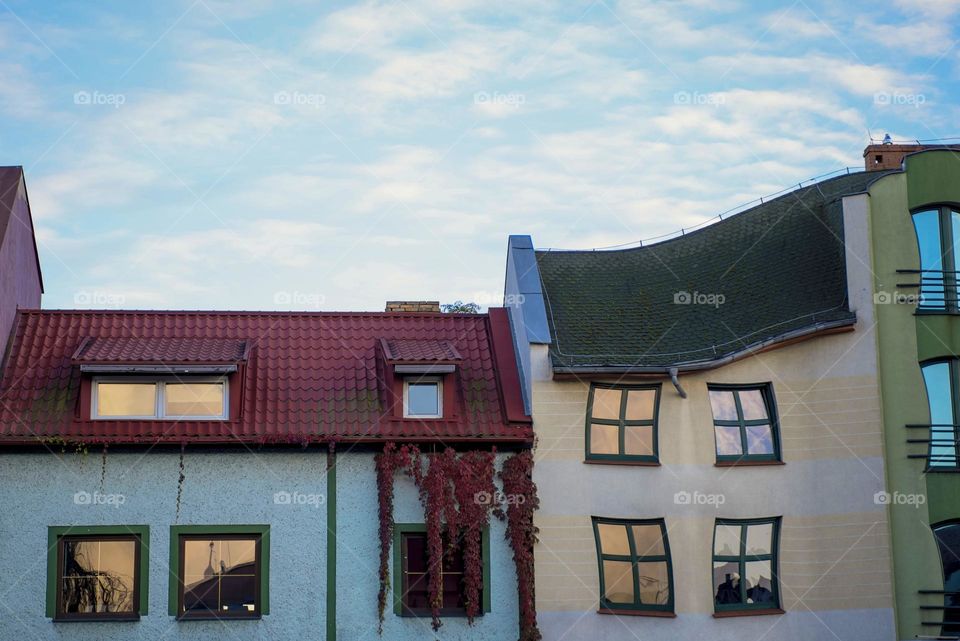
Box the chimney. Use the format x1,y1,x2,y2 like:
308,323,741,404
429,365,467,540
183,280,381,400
863,138,960,171
385,300,441,313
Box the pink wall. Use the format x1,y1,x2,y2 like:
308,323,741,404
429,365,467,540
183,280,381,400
0,175,42,356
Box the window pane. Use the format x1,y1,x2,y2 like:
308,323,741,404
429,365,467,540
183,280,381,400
60,539,136,614
739,390,769,420
631,525,665,557
914,209,946,307
745,523,774,555
407,383,440,416
591,388,622,420
745,424,775,455
636,561,670,605
923,362,957,467
602,560,635,604
709,390,737,421
624,389,655,420
745,560,775,604
590,423,619,455
623,425,653,456
953,211,960,273
714,525,740,556
934,522,960,635
182,537,258,614
219,575,257,613
404,533,427,573
713,561,742,605
715,425,743,456
97,383,156,417
597,523,630,556
165,383,224,417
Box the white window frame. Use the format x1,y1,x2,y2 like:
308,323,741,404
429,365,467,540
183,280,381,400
92,376,229,421
403,376,443,419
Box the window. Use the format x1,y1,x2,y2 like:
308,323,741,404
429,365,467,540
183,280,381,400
46,525,149,620
585,384,660,463
933,522,960,636
169,525,269,619
393,523,490,617
912,206,960,311
403,377,442,418
93,378,227,420
592,517,673,615
921,360,960,468
712,518,781,614
708,385,780,463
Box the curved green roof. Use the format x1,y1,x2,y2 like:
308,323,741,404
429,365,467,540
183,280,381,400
536,171,885,371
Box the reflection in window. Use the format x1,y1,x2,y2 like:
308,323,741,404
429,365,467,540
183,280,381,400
404,378,442,418
586,384,660,462
713,518,780,612
56,536,139,619
912,207,960,310
94,379,227,420
592,517,673,613
934,522,960,636
708,385,780,462
922,361,959,468
179,536,260,618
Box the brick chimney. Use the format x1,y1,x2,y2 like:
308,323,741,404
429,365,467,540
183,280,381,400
864,140,960,171
385,301,441,313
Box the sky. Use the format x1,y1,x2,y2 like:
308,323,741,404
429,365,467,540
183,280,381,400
1,0,957,311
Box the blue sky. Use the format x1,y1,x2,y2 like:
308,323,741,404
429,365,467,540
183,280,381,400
1,0,957,311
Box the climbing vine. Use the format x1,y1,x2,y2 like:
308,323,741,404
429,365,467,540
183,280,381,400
375,443,537,639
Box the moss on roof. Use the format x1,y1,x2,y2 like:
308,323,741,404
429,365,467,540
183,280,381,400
536,171,885,370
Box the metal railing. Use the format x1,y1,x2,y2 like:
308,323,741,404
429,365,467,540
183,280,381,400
920,589,960,638
896,270,960,311
907,424,960,469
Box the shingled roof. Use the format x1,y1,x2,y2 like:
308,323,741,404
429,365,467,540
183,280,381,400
536,171,884,371
0,308,530,445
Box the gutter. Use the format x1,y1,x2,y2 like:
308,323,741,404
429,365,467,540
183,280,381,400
551,317,856,379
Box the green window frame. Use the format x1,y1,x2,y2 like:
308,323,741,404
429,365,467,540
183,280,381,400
168,525,270,619
712,517,781,614
46,525,149,620
392,523,491,617
591,517,674,615
585,383,661,463
708,383,781,463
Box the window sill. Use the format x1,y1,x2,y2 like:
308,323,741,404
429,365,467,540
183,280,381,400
53,615,141,622
584,459,660,467
713,608,784,618
598,608,675,618
715,460,784,468
176,614,261,621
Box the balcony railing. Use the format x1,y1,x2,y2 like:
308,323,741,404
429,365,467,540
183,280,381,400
907,424,960,469
897,270,960,311
920,589,960,639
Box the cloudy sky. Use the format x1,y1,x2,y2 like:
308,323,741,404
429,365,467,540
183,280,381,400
1,0,957,311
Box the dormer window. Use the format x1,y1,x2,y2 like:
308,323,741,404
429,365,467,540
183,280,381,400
93,378,228,420
404,377,443,418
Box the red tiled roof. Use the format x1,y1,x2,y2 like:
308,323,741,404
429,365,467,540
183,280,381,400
381,338,461,362
73,337,248,364
0,308,531,445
